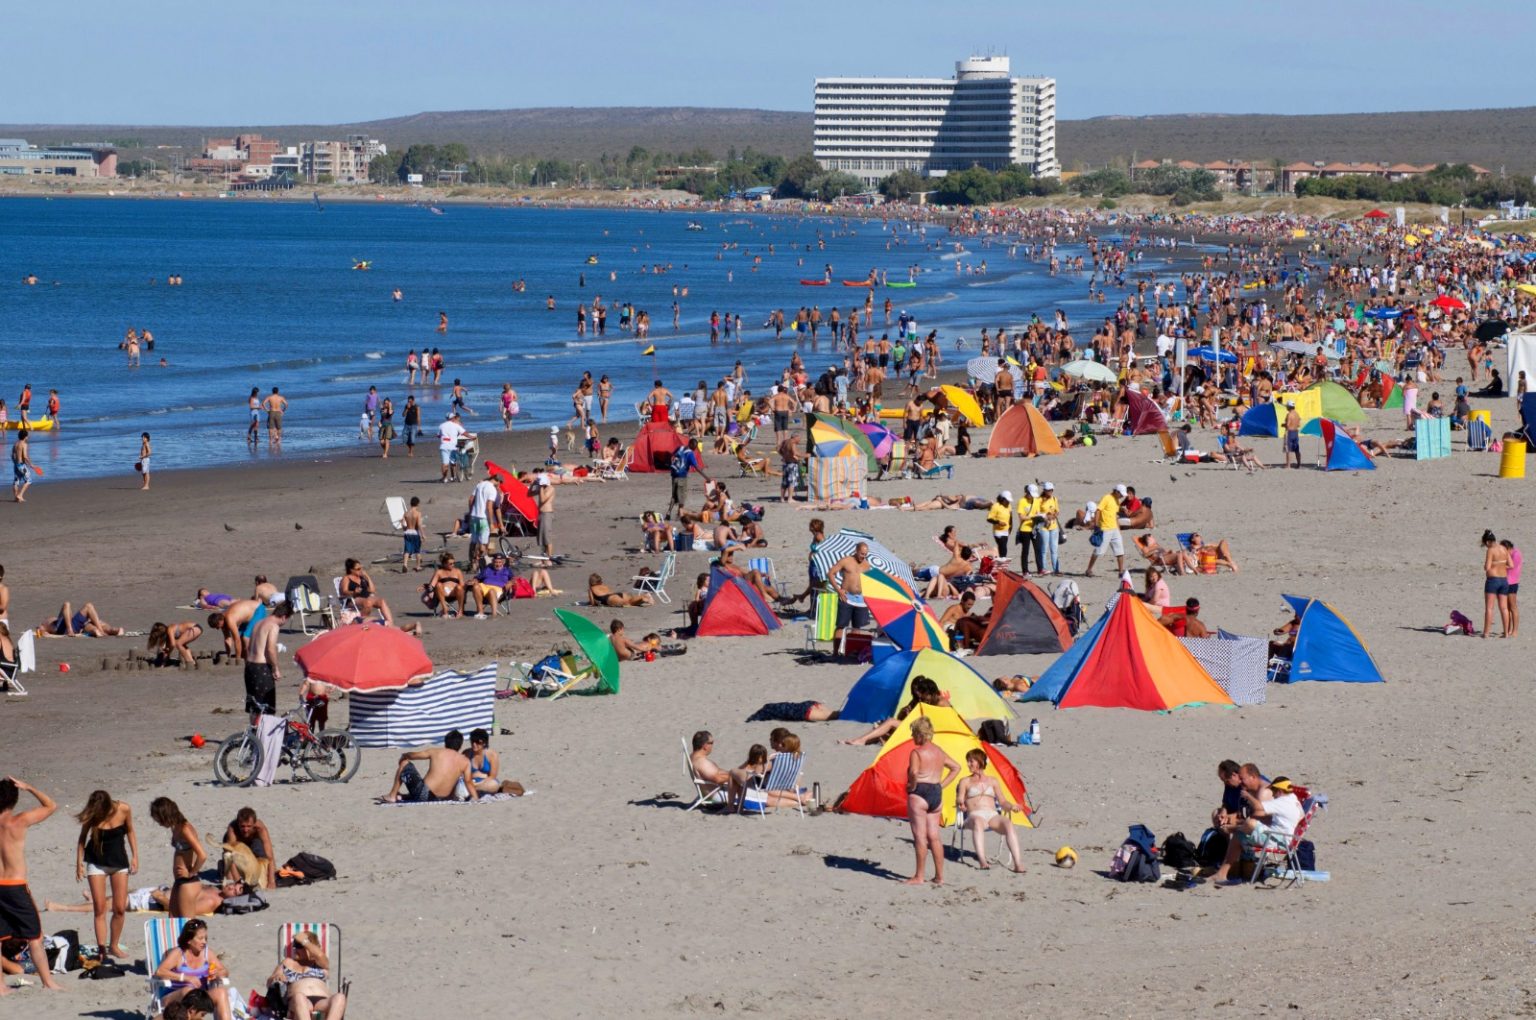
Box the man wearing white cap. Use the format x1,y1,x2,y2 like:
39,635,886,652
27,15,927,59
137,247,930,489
438,411,470,483
1084,484,1127,578
535,472,555,558
987,491,1014,558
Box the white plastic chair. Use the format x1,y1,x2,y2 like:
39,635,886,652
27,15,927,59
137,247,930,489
384,496,407,530
682,737,727,811
632,551,677,604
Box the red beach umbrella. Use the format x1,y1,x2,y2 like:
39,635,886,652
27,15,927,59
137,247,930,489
483,460,539,523
1431,294,1467,311
1363,209,1390,219
294,623,433,691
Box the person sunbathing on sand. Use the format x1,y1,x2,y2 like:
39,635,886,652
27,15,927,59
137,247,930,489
48,881,246,918
382,730,478,803
588,573,652,607
40,601,125,638
1134,535,1196,575
465,728,524,796
1187,533,1239,572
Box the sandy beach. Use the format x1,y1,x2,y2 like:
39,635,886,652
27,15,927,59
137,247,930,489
3,394,1534,1019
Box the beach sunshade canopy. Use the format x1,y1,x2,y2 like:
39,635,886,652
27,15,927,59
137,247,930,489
1238,402,1281,437
974,571,1073,655
939,384,984,426
839,649,1011,725
1188,346,1238,364
625,421,700,474
1431,294,1468,311
1306,380,1368,423
295,623,434,692
1123,388,1167,436
1363,208,1390,219
987,402,1061,457
861,567,949,651
967,355,1002,383
855,421,898,459
1022,589,1231,711
1299,418,1375,471
484,460,539,524
1062,359,1117,384
811,528,915,589
696,565,781,637
1363,307,1403,320
350,663,497,747
553,608,620,692
1280,595,1384,683
1475,319,1510,341
838,704,1032,828
812,413,879,472
1272,339,1339,359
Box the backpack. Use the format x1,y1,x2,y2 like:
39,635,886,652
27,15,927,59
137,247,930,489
669,450,690,477
1197,826,1230,868
216,888,270,915
976,720,1012,746
1113,845,1161,883
509,577,535,599
1160,831,1199,871
275,852,336,888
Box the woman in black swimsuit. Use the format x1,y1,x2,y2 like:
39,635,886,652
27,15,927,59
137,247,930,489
341,558,393,625
587,573,652,608
904,715,961,887
75,790,138,958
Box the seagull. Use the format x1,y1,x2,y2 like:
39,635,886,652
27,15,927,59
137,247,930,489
294,523,303,530
1169,474,1177,483
223,523,237,532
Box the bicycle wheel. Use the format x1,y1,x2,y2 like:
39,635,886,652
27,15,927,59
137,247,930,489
215,730,261,787
303,731,361,783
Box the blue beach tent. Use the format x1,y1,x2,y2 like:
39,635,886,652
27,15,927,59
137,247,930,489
1279,594,1384,683
1238,403,1282,437
1299,417,1375,471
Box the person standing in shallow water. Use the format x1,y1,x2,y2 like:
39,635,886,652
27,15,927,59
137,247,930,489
138,432,152,490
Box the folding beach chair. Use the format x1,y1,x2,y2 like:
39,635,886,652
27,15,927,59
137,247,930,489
802,589,841,652
277,921,343,986
740,751,807,817
286,575,333,635
747,556,777,592
384,496,407,531
682,737,728,811
952,795,1002,864
144,917,233,1017
518,651,614,701
632,551,676,604
1250,797,1326,887
1214,434,1243,470
1156,429,1179,463
912,462,953,479
0,657,24,697
330,578,385,625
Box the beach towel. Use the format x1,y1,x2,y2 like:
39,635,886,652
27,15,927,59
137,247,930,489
16,628,35,673
252,714,284,787
378,791,530,806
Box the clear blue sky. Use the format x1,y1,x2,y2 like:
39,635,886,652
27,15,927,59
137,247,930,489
13,0,1533,124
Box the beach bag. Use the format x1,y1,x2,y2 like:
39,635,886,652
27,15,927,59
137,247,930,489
278,852,336,885
1161,832,1199,871
1113,845,1161,883
1297,840,1316,871
510,577,535,599
216,888,269,915
976,719,1012,746
1197,827,1229,868
1089,528,1105,548
44,930,81,973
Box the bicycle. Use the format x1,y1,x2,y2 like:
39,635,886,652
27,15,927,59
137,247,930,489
214,710,361,786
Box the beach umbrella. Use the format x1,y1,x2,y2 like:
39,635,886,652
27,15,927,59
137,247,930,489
966,355,999,382
1431,294,1467,311
938,384,984,426
811,413,879,472
1519,283,1536,298
1363,209,1390,220
809,416,859,458
1188,346,1238,364
860,566,950,652
1061,359,1117,384
855,421,898,459
484,460,539,524
1475,319,1511,341
811,528,915,590
553,608,620,692
294,623,433,692
1363,307,1403,320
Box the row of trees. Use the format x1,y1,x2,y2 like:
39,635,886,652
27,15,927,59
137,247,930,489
1070,165,1223,205
1295,163,1536,208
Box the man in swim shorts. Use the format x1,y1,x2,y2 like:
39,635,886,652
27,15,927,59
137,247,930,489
263,387,287,444
383,731,479,803
0,776,63,993
1283,401,1301,469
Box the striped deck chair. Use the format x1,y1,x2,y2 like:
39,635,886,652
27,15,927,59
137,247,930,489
278,921,343,986
144,917,233,1017
740,751,807,817
747,556,777,592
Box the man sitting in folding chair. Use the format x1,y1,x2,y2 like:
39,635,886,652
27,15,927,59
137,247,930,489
1212,772,1305,886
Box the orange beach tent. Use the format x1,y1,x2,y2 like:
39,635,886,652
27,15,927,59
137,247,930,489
987,402,1062,457
838,704,1033,828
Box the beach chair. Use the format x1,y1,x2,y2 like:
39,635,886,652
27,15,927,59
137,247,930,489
384,496,407,531
277,921,343,987
914,462,953,479
286,575,332,635
144,917,233,1017
740,751,807,817
329,577,358,623
1214,434,1242,470
802,590,840,651
519,652,610,701
952,795,1004,865
632,551,676,604
682,737,728,811
0,656,24,696
1249,797,1326,887
747,556,777,592
1156,429,1178,463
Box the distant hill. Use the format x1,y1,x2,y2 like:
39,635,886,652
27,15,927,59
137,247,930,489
4,104,1532,175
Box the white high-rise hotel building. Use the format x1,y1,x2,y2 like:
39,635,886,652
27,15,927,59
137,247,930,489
813,56,1058,187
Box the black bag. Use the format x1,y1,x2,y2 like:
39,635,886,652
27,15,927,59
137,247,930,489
1197,827,1230,868
1296,839,1316,871
45,929,82,972
216,888,269,915
277,851,337,887
1160,831,1199,871
266,980,291,1019
1117,846,1161,883
976,719,1012,746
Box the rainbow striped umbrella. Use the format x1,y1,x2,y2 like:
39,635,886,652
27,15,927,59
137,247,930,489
861,566,950,652
856,421,898,459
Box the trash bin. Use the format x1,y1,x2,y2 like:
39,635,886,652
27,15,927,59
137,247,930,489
1499,439,1527,478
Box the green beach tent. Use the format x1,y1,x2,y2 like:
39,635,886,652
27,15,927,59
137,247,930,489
1306,380,1368,423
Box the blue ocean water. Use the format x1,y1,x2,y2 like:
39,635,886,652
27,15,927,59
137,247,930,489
0,198,1148,479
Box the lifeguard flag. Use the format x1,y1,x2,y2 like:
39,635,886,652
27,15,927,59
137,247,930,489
642,345,656,356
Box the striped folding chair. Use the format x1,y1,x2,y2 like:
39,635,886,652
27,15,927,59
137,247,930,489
278,921,342,984
740,751,807,818
144,918,233,1017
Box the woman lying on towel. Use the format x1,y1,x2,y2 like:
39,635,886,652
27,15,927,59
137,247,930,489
588,574,653,608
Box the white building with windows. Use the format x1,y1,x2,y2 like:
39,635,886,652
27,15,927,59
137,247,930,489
814,56,1058,186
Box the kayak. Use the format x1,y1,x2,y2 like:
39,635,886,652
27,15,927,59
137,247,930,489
0,418,55,431
887,281,916,288
799,279,829,286
842,280,874,287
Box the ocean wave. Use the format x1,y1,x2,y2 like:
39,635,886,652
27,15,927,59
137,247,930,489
562,337,639,349
363,351,384,359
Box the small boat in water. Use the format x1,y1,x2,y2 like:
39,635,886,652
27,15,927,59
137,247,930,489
686,221,705,231
0,418,56,431
352,260,372,271
799,279,828,286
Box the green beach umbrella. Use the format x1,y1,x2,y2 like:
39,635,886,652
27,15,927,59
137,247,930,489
553,608,620,694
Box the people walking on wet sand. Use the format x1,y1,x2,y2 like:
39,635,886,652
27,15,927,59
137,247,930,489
137,432,152,490
263,387,287,445
11,429,38,502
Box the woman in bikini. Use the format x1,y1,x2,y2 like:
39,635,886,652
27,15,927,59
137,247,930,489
149,797,206,919
147,620,202,666
425,553,467,618
588,573,652,608
1482,529,1512,639
267,928,348,1020
954,749,1026,873
154,919,233,1020
904,715,961,886
341,558,393,625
